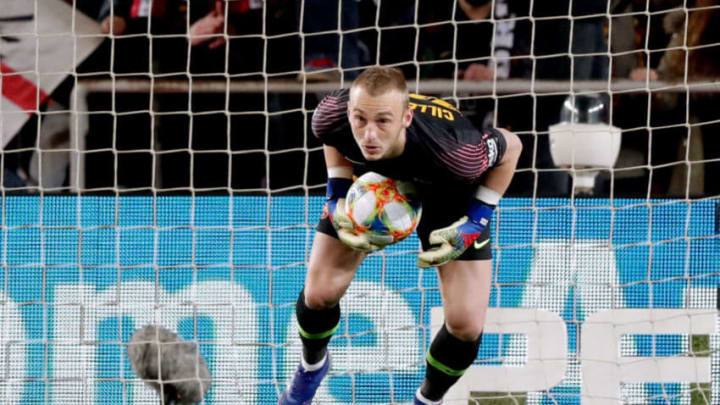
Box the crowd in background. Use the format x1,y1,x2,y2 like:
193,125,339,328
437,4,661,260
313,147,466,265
3,0,719,198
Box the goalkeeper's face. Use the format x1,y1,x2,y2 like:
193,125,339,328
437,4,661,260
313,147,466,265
347,86,413,161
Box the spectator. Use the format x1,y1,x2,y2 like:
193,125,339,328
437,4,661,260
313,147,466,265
453,1,576,196
414,0,490,79
92,0,169,74
457,0,532,83
296,0,368,81
612,0,682,79
609,0,637,78
188,0,226,50
151,0,260,190
81,0,271,190
629,0,720,197
153,0,305,191
604,0,686,196
452,0,532,130
181,0,267,75
570,0,610,80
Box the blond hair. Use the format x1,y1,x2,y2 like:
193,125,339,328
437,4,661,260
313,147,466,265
351,66,409,107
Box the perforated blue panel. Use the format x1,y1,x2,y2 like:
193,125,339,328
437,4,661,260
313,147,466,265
0,197,717,404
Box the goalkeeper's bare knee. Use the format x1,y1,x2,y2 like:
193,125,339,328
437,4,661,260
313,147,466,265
303,283,344,309
444,313,485,341
303,263,356,309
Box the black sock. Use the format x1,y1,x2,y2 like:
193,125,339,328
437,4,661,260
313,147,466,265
295,289,341,364
421,324,482,401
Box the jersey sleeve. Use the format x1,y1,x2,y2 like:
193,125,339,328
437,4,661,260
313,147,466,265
311,88,350,144
433,127,506,183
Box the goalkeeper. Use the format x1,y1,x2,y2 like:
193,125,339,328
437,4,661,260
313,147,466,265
279,66,521,405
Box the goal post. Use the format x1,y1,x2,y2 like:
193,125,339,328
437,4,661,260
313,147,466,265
0,1,719,404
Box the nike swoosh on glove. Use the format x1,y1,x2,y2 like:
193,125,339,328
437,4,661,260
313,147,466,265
416,199,494,268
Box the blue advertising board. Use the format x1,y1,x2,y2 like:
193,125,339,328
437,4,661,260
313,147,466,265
0,196,717,404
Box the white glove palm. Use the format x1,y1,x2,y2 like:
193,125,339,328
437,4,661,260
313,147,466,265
332,199,393,252
417,198,494,268
416,217,473,268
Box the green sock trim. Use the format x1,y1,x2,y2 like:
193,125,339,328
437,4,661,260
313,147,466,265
426,350,467,377
298,323,339,340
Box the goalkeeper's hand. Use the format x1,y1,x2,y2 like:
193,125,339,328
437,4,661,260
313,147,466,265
331,198,392,252
323,176,391,253
417,198,495,268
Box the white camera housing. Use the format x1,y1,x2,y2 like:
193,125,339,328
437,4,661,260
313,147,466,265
549,122,622,192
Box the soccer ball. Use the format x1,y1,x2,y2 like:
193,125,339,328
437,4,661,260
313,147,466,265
345,172,422,245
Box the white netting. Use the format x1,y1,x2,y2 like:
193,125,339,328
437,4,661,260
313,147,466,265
0,0,718,404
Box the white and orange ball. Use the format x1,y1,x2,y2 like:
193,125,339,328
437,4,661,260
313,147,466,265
345,172,422,244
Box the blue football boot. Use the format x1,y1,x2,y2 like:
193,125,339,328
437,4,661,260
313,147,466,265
278,355,331,405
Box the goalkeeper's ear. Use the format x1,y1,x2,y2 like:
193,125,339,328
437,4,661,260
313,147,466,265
402,104,413,128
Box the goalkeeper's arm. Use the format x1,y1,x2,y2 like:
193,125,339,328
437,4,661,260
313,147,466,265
478,128,522,199
322,146,386,252
417,128,522,267
322,145,354,227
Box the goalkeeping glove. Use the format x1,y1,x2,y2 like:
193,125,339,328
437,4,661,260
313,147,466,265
416,186,499,268
332,198,392,252
324,174,390,253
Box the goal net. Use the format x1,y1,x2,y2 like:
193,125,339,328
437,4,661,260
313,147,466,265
0,0,718,404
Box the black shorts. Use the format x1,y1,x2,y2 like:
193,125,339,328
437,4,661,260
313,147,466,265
415,190,492,261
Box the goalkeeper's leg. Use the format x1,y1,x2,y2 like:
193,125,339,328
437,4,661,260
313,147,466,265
415,259,492,404
278,231,366,405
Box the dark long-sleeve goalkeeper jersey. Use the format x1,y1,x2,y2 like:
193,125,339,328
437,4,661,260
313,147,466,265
311,88,505,195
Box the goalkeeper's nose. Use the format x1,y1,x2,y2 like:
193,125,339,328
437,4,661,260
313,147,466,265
359,126,380,142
